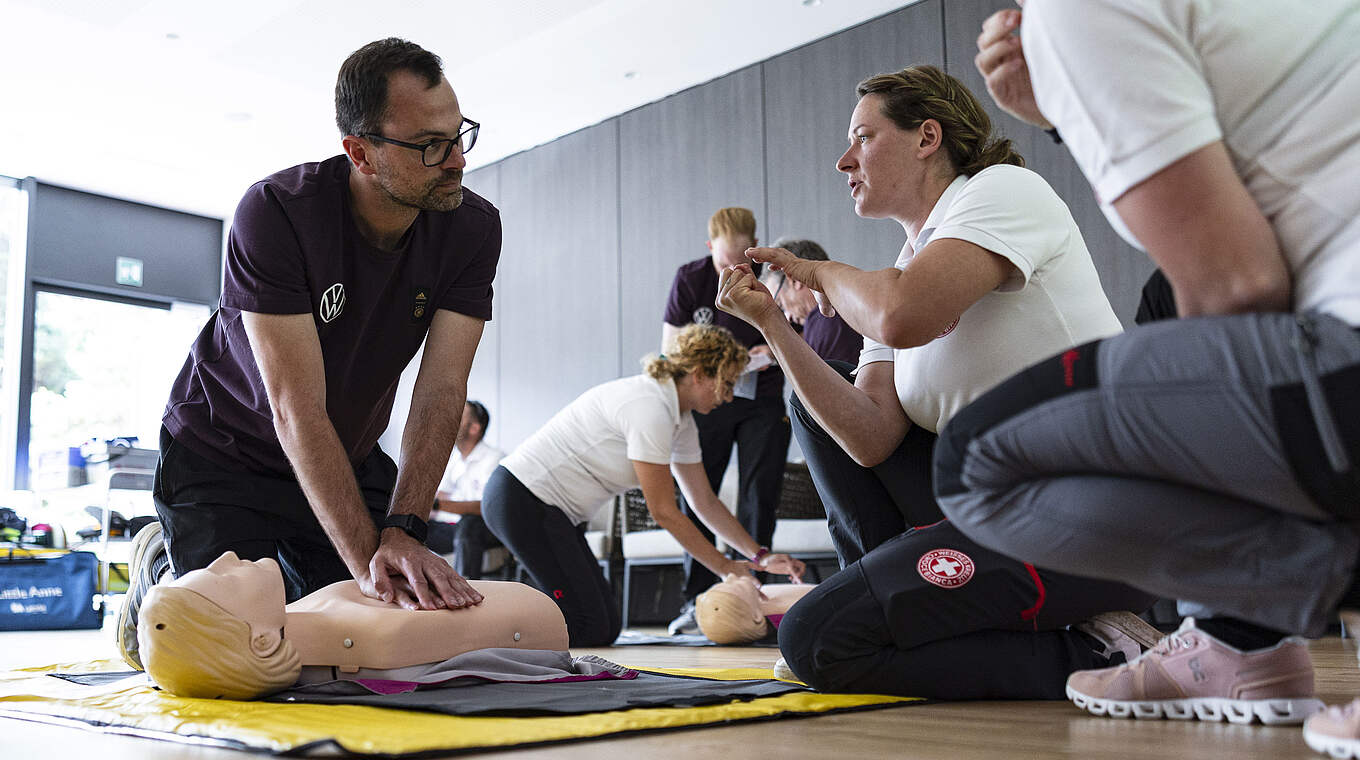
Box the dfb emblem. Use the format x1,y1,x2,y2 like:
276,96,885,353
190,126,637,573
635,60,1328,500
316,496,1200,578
692,306,714,325
319,283,345,323
917,548,975,589
412,286,430,321
936,317,959,339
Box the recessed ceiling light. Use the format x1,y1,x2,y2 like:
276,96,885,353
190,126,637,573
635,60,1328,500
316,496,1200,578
623,71,638,80
225,112,253,123
165,32,180,40
802,0,821,6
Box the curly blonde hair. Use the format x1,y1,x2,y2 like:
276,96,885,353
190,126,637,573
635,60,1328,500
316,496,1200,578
139,584,301,700
857,64,1024,177
644,324,747,397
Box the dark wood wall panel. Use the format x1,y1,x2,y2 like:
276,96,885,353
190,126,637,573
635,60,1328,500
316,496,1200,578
496,123,621,449
618,65,766,372
763,1,943,271
942,0,1154,324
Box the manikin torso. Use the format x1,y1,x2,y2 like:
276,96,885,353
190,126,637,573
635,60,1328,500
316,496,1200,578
168,552,568,673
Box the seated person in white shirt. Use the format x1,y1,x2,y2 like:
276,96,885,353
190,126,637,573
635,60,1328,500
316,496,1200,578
427,400,505,579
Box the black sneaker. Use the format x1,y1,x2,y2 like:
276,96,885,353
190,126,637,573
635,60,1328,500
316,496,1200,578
115,521,171,670
667,599,700,636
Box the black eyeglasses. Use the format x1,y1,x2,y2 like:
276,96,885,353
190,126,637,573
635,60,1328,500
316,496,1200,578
362,118,480,166
770,271,787,299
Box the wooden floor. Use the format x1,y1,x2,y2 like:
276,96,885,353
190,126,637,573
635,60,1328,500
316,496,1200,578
1,613,1355,759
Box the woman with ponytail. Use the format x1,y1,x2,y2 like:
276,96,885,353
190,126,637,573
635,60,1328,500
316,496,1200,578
483,323,804,647
716,65,1156,699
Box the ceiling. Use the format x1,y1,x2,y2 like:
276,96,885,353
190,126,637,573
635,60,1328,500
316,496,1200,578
0,0,916,219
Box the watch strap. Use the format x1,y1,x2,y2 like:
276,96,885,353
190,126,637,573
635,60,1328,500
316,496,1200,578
382,513,429,543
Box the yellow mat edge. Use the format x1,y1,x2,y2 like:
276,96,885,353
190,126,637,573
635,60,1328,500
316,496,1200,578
0,661,922,755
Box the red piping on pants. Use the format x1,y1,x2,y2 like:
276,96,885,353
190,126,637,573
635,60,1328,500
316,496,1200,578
1020,563,1046,630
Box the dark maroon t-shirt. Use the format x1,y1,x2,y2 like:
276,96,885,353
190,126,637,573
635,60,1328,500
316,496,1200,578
663,256,783,399
164,155,502,475
801,309,862,366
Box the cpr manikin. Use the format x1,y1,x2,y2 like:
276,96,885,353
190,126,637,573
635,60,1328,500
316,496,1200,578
137,552,568,700
695,574,815,645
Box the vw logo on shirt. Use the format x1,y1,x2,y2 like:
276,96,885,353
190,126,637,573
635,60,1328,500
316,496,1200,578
692,306,714,325
319,283,346,323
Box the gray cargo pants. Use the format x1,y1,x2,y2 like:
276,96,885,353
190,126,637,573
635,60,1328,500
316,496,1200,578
935,312,1360,637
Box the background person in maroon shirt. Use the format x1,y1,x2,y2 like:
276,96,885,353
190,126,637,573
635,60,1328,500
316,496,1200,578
763,238,863,366
122,39,501,669
662,207,791,634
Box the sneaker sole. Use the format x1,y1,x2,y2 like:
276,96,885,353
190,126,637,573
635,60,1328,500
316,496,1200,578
1304,724,1360,759
1067,684,1323,725
115,523,167,670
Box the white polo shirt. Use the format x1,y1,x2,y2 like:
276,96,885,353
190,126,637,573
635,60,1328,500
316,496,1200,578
500,374,703,524
432,440,505,524
857,165,1122,432
1022,0,1360,324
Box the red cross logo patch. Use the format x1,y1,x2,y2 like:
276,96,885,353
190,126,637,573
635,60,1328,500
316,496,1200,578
917,548,975,588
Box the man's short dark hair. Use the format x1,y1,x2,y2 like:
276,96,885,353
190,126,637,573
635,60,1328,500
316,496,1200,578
466,400,490,435
773,238,830,262
335,38,444,137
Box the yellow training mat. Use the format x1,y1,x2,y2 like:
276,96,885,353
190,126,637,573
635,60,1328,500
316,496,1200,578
0,659,921,755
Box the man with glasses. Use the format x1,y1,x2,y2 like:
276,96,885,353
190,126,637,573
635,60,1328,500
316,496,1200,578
118,38,501,670
761,239,862,366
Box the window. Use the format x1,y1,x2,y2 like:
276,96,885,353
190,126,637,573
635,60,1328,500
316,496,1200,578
28,290,208,489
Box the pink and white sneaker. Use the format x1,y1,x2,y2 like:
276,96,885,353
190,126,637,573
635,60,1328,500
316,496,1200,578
1305,699,1360,758
1066,617,1323,725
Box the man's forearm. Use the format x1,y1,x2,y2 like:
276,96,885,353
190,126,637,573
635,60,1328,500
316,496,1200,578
394,385,465,520
274,408,379,580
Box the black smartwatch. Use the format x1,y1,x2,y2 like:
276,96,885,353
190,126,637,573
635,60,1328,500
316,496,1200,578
382,513,428,543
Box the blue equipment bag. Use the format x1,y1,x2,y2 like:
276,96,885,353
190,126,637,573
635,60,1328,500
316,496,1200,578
0,549,101,630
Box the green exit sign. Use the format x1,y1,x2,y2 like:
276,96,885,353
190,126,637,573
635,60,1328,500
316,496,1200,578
115,257,143,287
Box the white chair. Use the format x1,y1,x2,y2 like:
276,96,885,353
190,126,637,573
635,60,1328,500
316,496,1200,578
617,485,687,628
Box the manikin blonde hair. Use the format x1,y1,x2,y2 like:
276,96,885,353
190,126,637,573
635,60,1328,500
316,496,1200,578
695,584,770,644
138,584,301,700
644,323,746,397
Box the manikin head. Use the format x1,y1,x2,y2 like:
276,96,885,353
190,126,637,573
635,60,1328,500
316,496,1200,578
695,574,770,644
138,552,301,700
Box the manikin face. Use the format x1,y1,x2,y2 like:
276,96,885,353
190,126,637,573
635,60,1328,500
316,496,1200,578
837,94,923,220
707,233,757,270
168,552,287,641
368,70,469,212
712,573,763,620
